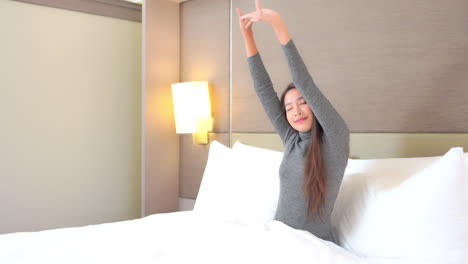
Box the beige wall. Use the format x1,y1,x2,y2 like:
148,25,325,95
0,1,142,234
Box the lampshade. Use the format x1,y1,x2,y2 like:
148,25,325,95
171,81,212,137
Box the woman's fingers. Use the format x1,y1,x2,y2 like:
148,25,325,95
255,0,264,18
236,7,243,17
245,20,253,29
237,7,253,32
237,0,264,30
241,16,259,29
240,13,251,20
240,12,259,21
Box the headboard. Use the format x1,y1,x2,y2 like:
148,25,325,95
231,133,468,159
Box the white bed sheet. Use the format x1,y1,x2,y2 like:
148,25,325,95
0,211,432,264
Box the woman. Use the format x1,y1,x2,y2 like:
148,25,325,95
237,0,349,242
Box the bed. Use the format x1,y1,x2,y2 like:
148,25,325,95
1,133,467,264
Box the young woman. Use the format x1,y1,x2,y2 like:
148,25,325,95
237,1,349,242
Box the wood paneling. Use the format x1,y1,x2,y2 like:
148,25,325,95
180,0,230,133
232,0,468,132
143,0,180,215
179,0,230,199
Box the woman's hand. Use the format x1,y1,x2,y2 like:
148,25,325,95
236,7,258,56
239,0,279,28
236,8,253,38
239,0,291,45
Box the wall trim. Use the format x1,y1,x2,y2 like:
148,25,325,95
140,0,147,217
11,0,142,22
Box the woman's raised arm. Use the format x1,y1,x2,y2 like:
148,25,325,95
236,7,258,57
240,0,349,153
237,2,294,143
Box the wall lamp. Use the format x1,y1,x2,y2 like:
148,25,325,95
171,81,213,145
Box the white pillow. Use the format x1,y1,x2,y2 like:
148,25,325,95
332,148,468,263
332,154,442,244
193,140,234,215
194,141,283,224
231,141,283,222
465,152,468,169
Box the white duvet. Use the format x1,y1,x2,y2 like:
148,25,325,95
0,211,427,264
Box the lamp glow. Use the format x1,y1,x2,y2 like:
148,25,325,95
171,81,212,144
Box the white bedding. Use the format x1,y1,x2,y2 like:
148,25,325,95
2,143,465,264
0,211,426,264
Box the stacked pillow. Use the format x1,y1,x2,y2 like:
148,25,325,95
331,147,468,263
193,141,234,218
194,141,283,223
465,152,468,168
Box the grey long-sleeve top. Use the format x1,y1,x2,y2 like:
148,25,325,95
247,40,349,242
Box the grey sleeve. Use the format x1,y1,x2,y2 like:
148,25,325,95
247,53,294,143
281,40,349,158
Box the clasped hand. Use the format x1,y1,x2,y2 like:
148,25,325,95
236,0,281,33
236,0,290,46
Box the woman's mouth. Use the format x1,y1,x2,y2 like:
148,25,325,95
295,117,308,123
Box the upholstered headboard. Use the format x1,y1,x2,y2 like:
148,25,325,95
231,133,468,159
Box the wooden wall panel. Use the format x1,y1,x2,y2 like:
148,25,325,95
180,0,230,133
143,0,180,215
179,0,230,199
232,0,468,132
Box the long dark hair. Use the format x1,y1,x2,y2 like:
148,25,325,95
280,82,327,221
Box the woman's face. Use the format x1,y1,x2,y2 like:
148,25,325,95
284,88,314,132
